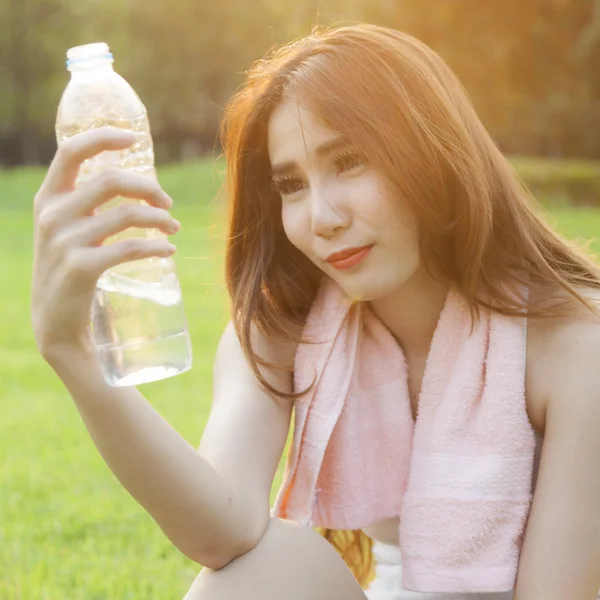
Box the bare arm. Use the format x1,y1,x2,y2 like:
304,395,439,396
198,321,295,560
46,321,293,570
47,341,243,568
516,317,600,599
32,128,294,570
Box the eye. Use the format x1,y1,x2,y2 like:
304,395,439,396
270,176,306,197
332,150,365,173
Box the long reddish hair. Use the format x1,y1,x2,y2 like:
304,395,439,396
218,24,600,587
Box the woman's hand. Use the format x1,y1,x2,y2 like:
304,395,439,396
31,126,180,359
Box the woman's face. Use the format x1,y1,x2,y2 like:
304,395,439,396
267,101,422,302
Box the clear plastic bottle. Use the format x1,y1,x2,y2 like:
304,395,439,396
55,42,192,387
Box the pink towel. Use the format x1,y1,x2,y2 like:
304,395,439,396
271,276,536,593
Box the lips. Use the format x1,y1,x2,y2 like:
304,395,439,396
325,244,374,270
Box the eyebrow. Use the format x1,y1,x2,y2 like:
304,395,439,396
270,135,351,178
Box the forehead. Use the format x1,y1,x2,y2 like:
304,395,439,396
267,101,339,165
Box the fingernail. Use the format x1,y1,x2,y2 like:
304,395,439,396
164,195,173,208
167,243,177,253
172,219,181,230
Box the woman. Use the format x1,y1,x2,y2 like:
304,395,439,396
31,24,600,600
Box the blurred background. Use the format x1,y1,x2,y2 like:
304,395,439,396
1,0,599,164
1,2,600,598
2,0,600,205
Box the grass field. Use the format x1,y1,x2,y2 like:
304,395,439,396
1,159,600,599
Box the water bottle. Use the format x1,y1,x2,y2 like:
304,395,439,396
55,42,192,387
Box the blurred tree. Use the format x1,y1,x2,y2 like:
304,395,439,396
0,0,599,165
0,0,64,164
120,0,280,160
385,0,600,157
0,0,131,164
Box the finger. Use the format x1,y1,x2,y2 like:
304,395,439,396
66,204,180,247
43,127,138,195
83,238,177,278
66,168,172,218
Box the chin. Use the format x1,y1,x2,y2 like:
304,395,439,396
336,276,401,303
333,262,418,303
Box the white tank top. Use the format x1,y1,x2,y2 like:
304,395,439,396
364,433,545,599
364,540,514,600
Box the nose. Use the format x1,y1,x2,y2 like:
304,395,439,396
310,184,351,238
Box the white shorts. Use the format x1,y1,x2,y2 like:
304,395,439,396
364,541,514,600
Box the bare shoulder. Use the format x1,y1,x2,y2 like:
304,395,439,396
526,285,600,434
214,320,298,396
517,285,600,597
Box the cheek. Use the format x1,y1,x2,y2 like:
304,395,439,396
352,175,399,227
353,192,403,238
362,189,420,261
386,217,421,267
389,216,422,273
371,185,419,241
281,205,310,253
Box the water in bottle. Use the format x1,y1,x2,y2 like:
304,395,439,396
55,42,192,387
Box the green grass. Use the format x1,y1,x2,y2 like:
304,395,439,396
0,160,251,600
1,160,600,599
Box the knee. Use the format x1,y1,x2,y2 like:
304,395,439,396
183,518,366,600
